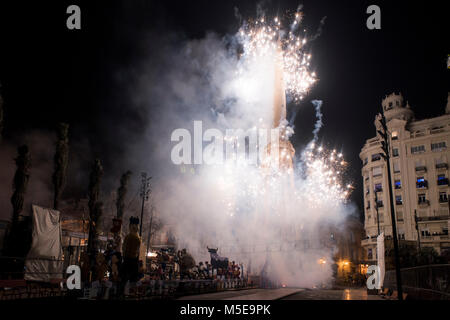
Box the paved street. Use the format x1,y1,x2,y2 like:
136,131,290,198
178,287,383,300
178,288,303,300
281,288,383,300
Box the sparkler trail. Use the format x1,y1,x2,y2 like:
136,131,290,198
311,100,323,141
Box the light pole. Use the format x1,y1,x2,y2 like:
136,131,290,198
146,206,155,254
414,209,421,251
377,112,403,300
139,172,151,237
374,192,381,236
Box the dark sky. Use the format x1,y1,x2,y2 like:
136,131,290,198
0,0,448,218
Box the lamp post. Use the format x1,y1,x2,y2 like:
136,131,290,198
146,205,154,255
377,112,403,300
414,209,421,251
374,192,381,236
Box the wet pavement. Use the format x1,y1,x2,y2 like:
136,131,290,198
282,288,383,300
179,287,382,300
178,288,303,300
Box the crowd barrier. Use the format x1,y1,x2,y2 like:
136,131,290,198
384,264,450,300
81,278,250,300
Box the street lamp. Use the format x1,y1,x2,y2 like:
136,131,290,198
377,112,403,300
374,192,381,236
414,209,421,251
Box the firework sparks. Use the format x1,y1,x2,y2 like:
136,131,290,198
237,14,317,102
301,144,352,208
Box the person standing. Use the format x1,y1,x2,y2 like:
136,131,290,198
119,217,141,296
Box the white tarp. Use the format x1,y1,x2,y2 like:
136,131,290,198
24,205,64,282
377,232,385,288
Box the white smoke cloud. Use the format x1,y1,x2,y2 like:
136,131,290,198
119,23,354,287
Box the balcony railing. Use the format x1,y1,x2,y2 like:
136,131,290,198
415,166,427,172
420,234,449,241
416,181,428,189
439,197,448,204
417,215,450,222
418,199,430,206
436,163,448,170
361,238,377,246
430,127,445,134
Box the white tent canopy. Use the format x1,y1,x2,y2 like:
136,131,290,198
24,205,64,282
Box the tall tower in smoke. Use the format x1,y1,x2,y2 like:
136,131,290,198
263,48,295,172
272,51,287,129
259,49,297,284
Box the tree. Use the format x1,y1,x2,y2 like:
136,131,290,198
4,145,32,258
116,171,132,219
87,159,104,260
52,123,69,210
112,171,131,252
10,145,31,229
416,247,441,266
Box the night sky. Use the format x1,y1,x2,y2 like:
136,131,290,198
0,0,448,219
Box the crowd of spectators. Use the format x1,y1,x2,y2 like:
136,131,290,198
145,248,244,282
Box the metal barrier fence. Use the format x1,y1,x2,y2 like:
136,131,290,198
0,255,251,300
0,256,66,300
81,278,250,300
384,264,450,300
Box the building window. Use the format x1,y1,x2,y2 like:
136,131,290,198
376,200,383,208
411,145,426,154
395,180,401,189
372,153,382,161
363,157,368,166
439,192,448,203
366,201,371,209
431,142,447,151
437,174,449,186
392,148,399,157
416,177,428,189
368,248,373,260
374,183,383,192
417,210,427,218
436,158,448,169
392,131,398,140
395,195,403,205
418,193,427,204
393,162,400,173
373,167,382,177
421,230,431,237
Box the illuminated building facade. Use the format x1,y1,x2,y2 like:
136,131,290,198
360,93,450,261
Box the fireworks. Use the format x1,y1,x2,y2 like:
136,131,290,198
202,11,351,216
237,14,317,102
301,143,352,208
